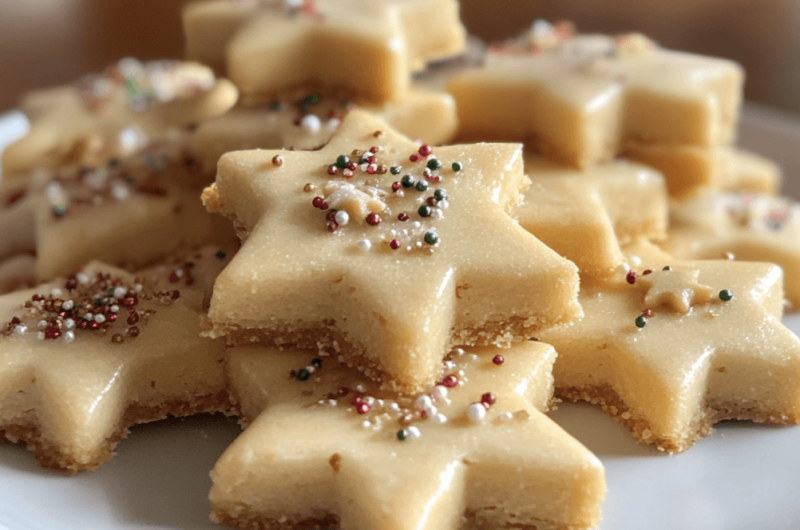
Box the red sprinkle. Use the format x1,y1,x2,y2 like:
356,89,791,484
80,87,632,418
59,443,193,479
397,213,409,222
369,146,379,154
392,182,402,192
643,269,653,275
426,197,438,207
441,375,458,388
481,392,496,408
312,197,325,208
343,169,354,178
347,161,358,171
390,239,400,250
319,201,329,210
492,355,505,365
626,271,637,285
409,154,419,162
356,402,371,415
418,145,433,157
327,221,338,232
352,396,363,405
327,165,338,175
643,309,653,317
426,175,441,183
366,213,381,226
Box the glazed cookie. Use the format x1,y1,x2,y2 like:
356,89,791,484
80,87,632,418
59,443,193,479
520,153,668,278
447,24,742,168
202,110,581,391
0,247,233,473
667,192,800,309
183,0,466,103
211,341,606,530
0,138,235,284
625,146,781,199
538,241,800,453
192,87,458,176
2,58,238,179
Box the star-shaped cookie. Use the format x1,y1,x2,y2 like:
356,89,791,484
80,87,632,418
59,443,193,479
538,241,800,452
626,145,781,199
183,0,466,103
2,58,238,179
0,139,235,284
202,110,581,391
211,341,606,530
192,87,458,177
519,153,668,278
0,247,233,473
447,30,742,168
667,191,800,308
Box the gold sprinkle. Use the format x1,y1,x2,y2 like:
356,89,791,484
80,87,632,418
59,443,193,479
304,183,316,192
722,252,735,260
351,149,363,158
111,333,124,344
373,130,385,138
377,164,388,174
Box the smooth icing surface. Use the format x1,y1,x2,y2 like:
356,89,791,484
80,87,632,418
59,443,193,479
625,146,781,198
539,241,800,453
183,0,466,102
192,87,458,176
668,191,800,308
212,341,605,530
519,153,667,278
2,59,237,178
448,32,743,167
0,138,235,284
0,248,232,472
202,110,581,391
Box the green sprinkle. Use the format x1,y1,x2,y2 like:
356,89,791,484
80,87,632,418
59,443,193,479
397,429,408,441
427,158,443,171
415,180,429,192
719,289,733,302
390,165,401,175
297,369,310,381
452,161,463,172
268,102,280,111
401,175,415,188
336,155,349,168
418,205,432,217
305,93,319,104
434,189,447,201
635,315,647,328
424,230,439,245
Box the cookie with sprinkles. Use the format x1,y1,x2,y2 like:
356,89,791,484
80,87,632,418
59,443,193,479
537,240,800,453
192,87,458,177
211,341,606,530
447,24,743,169
0,247,233,473
667,191,800,309
183,0,466,103
1,58,238,182
519,153,668,279
0,138,236,284
201,109,582,391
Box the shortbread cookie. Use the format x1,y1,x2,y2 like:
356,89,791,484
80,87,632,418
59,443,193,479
202,110,581,391
212,341,606,530
183,0,466,103
0,247,232,473
667,192,800,308
520,153,668,278
538,241,800,453
625,146,781,198
2,58,237,178
192,87,458,176
447,27,742,168
0,139,235,283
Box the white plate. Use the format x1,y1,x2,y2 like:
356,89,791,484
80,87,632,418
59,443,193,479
1,108,800,530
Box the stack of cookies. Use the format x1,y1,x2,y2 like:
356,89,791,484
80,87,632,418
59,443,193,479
1,3,799,530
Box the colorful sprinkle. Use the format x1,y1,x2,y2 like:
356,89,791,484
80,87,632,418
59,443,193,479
492,354,505,365
719,289,733,302
635,315,647,328
451,161,463,172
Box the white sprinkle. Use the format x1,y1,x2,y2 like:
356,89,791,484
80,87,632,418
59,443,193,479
453,348,465,356
284,0,303,8
326,118,341,132
412,221,422,229
364,396,375,406
112,286,127,299
37,320,48,329
305,365,316,374
357,239,371,251
415,395,433,411
134,283,143,293
328,399,338,407
500,411,514,421
438,199,449,210
458,369,466,377
467,403,487,422
83,313,94,321
362,420,371,429
432,385,448,400
14,325,27,335
389,402,401,412
443,360,456,370
62,300,74,310
375,399,384,409
431,208,444,220
110,181,130,201
432,413,448,424
94,314,106,324
64,318,75,330
355,384,366,393
468,354,479,362
36,331,45,341
175,269,184,278
300,114,321,134
63,331,75,343
51,288,63,298
407,426,421,439
76,273,90,285
334,210,349,226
